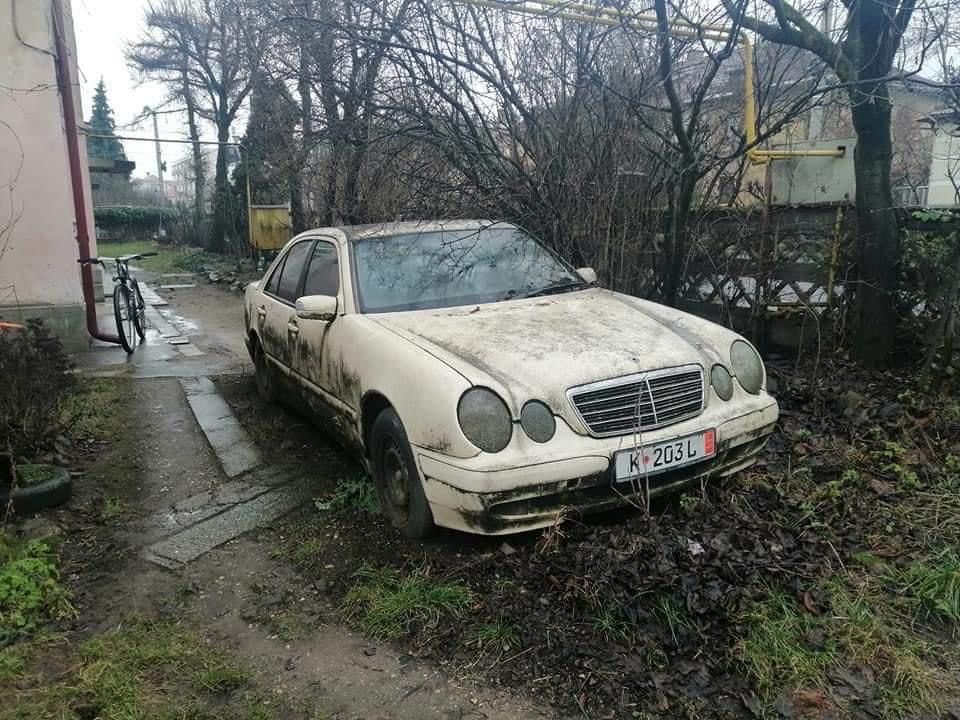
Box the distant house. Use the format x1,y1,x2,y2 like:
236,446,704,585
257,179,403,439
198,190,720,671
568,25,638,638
0,0,97,349
925,110,960,207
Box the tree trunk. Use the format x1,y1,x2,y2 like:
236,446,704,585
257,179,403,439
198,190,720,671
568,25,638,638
291,0,313,234
181,66,204,238
209,121,231,253
664,170,697,307
850,90,898,365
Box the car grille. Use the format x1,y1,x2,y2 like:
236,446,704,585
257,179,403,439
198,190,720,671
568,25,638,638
568,365,705,437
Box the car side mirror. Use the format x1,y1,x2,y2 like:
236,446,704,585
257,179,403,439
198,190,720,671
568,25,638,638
296,295,338,321
575,267,597,284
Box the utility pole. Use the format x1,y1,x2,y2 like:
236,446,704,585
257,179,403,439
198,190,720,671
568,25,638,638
146,106,166,203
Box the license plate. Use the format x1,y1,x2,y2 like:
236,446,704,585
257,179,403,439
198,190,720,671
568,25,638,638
614,429,716,481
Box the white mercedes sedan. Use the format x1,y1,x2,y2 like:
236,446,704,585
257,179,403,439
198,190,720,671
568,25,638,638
244,220,778,537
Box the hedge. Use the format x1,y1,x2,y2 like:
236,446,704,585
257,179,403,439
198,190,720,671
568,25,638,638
93,206,179,229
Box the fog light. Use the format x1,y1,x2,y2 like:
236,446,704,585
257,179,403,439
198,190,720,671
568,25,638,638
711,364,734,401
520,400,556,443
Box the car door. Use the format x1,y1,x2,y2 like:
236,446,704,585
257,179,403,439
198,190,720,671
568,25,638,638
291,239,344,395
259,239,313,372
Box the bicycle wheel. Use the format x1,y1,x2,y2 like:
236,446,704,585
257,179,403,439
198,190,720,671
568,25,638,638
131,278,147,340
113,285,136,354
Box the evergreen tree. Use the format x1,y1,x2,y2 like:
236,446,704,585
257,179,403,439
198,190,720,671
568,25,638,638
87,79,126,161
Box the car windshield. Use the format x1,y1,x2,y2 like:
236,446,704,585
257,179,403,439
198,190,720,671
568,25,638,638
351,226,585,313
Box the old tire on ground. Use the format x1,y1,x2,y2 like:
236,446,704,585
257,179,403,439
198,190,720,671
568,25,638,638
0,465,72,515
253,339,277,403
371,408,435,539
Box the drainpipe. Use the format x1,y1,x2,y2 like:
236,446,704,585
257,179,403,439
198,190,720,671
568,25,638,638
50,0,119,344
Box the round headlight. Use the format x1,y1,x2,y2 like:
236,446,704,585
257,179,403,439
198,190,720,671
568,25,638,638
457,387,513,453
520,400,556,443
731,340,764,394
711,364,734,401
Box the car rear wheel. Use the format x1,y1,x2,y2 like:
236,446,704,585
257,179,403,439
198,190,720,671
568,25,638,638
371,408,435,539
253,339,277,403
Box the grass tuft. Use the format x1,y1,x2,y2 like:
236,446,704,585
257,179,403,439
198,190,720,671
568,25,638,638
343,564,474,639
591,606,634,644
470,619,520,651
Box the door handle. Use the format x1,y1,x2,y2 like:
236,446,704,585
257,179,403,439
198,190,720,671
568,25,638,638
256,305,266,318
287,322,299,336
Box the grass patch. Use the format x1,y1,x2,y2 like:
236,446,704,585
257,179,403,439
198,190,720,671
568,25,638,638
61,376,127,442
470,619,520,651
738,578,945,718
343,564,474,639
4,619,263,719
315,474,379,515
95,240,186,274
0,534,72,646
894,551,960,626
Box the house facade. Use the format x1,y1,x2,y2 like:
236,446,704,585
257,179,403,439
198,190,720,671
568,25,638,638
0,0,96,349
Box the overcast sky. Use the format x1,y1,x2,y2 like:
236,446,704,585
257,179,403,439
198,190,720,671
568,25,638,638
72,0,210,178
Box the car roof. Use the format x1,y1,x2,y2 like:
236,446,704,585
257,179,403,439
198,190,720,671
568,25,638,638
318,219,513,242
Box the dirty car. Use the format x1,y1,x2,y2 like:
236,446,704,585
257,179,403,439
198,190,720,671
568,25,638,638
244,220,778,537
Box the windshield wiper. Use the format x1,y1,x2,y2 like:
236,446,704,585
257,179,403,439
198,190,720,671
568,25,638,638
521,280,586,299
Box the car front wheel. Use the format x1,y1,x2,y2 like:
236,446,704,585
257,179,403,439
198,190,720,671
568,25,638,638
371,408,435,539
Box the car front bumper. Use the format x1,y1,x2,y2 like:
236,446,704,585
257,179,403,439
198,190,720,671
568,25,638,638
414,395,778,535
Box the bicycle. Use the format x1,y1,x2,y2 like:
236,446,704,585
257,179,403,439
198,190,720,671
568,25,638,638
78,252,156,354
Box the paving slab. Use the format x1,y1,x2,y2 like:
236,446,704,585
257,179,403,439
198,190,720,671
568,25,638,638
143,482,313,568
180,376,262,477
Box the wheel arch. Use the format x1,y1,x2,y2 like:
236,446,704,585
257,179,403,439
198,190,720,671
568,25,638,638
360,390,393,458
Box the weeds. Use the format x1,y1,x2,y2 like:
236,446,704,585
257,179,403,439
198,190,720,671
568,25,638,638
315,474,379,515
343,565,474,639
101,496,126,523
0,534,72,645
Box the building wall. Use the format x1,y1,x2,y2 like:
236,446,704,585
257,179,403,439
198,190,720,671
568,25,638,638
0,0,94,347
928,122,960,207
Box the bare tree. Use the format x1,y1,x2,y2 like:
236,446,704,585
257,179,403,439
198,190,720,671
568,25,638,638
722,0,923,364
129,0,266,251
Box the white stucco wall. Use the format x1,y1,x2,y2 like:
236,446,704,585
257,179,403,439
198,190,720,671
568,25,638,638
0,0,94,311
928,122,960,208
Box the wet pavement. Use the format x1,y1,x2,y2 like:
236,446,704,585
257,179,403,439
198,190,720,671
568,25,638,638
74,275,309,570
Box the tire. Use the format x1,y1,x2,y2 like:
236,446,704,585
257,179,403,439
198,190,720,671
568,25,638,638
0,466,72,515
131,279,147,340
253,339,277,403
113,285,136,354
371,408,435,539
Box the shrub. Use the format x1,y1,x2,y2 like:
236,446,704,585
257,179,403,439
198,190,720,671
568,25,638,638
0,321,74,461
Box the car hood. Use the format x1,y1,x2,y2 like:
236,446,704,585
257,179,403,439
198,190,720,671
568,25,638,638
371,288,735,417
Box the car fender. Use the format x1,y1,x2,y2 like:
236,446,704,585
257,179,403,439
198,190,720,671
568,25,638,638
338,318,479,459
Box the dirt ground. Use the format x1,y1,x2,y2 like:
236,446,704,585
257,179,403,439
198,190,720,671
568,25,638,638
7,276,960,720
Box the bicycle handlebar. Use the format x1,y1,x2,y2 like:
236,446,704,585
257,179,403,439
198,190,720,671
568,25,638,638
78,251,157,265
